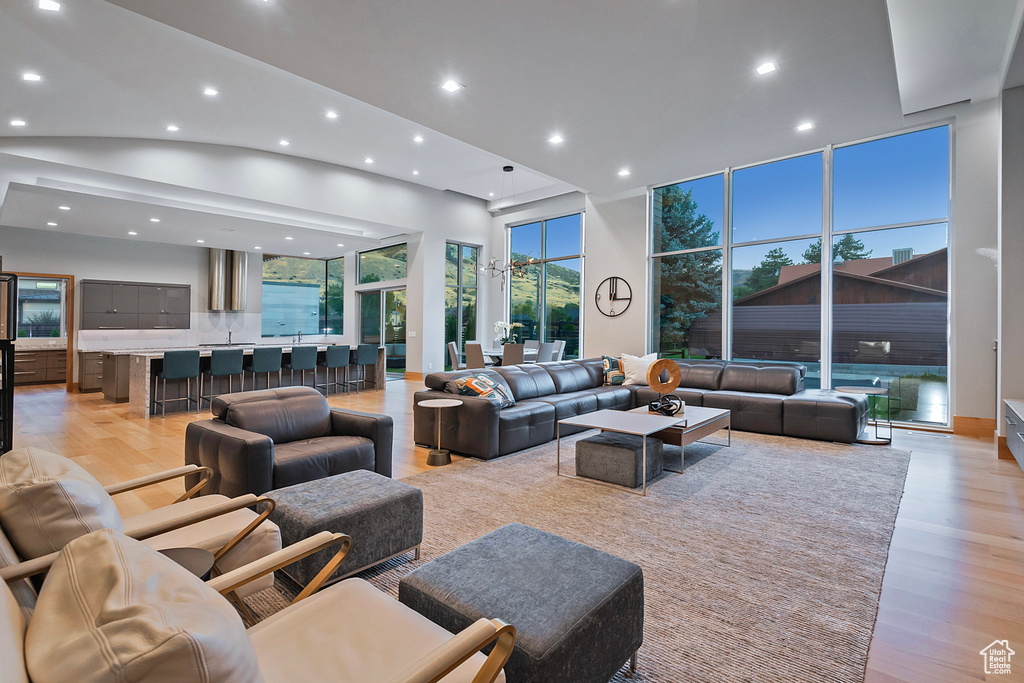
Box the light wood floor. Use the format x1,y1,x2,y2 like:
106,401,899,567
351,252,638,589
11,382,1024,682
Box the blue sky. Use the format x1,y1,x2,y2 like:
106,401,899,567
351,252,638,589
511,213,582,263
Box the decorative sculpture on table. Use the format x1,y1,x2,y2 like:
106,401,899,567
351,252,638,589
645,358,684,416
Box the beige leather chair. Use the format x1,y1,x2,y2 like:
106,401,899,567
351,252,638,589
0,447,281,609
2,529,514,683
501,343,525,365
448,341,467,370
464,343,493,369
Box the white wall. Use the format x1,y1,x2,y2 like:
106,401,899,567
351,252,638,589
998,86,1024,435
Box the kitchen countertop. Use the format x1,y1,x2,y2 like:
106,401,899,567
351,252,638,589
1007,399,1024,417
82,343,354,358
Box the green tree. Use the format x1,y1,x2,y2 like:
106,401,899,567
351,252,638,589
802,235,872,263
737,247,794,297
654,186,722,354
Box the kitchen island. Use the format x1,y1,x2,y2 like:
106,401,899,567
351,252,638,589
81,344,386,418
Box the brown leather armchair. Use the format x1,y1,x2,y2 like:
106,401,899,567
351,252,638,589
185,386,393,497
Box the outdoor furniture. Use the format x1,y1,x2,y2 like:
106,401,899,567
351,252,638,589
535,342,556,363
268,470,423,587
575,432,664,488
2,529,515,683
502,343,525,365
185,386,393,497
152,349,200,416
200,347,244,410
465,342,493,369
399,523,643,683
448,341,467,370
348,343,378,392
285,345,319,389
316,344,351,396
247,346,283,391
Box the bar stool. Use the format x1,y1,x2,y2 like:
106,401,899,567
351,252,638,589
316,344,350,396
151,349,200,417
200,348,244,410
348,343,377,392
285,345,318,388
247,346,283,391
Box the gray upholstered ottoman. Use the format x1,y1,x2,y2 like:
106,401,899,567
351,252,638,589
399,523,643,683
269,469,422,586
575,432,663,488
782,389,869,443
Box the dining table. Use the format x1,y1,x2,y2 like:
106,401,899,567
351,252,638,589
481,347,539,365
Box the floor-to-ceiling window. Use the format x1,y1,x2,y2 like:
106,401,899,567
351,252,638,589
358,244,407,375
649,125,950,424
508,213,583,358
445,242,478,370
261,255,343,337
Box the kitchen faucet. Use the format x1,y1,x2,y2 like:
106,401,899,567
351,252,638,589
227,328,232,346
297,331,303,344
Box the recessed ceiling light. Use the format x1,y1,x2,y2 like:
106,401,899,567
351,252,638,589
488,192,494,197
440,80,463,93
796,121,815,132
364,157,374,164
325,111,338,119
37,0,60,11
337,243,344,247
127,231,138,236
279,139,290,146
285,236,294,240
203,88,219,97
756,61,777,76
165,125,180,132
548,135,565,144
618,168,631,177
254,246,262,250
10,120,26,127
413,135,424,143
412,170,419,175
58,205,70,211
303,252,311,255
149,218,160,223
46,222,57,226
21,73,42,82
196,239,205,243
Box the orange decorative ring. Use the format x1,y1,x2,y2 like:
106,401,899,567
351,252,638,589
646,358,682,394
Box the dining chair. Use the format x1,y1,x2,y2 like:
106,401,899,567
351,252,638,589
247,346,283,390
465,342,493,369
502,343,525,366
524,339,541,352
536,342,556,363
554,339,567,361
447,341,466,370
152,349,200,416
200,348,245,411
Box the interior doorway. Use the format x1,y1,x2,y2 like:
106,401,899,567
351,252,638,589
360,288,406,378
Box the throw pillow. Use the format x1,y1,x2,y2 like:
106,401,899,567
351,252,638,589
25,529,263,683
602,355,626,386
620,353,658,386
445,373,516,408
0,447,124,559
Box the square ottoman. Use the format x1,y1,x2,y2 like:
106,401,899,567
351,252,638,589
399,523,643,683
269,469,422,587
575,432,663,488
782,389,869,443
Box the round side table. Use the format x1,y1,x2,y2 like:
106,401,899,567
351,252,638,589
835,386,891,445
418,398,464,466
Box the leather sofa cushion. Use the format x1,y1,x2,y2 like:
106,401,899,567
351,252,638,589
704,391,787,435
544,361,599,393
635,386,709,407
782,390,868,443
224,387,332,444
248,577,500,682
0,524,35,620
0,447,124,560
25,529,262,683
0,580,27,683
575,358,605,387
498,402,557,455
719,365,800,395
585,386,635,411
523,392,599,420
126,495,282,598
495,364,558,400
677,362,725,391
273,436,375,490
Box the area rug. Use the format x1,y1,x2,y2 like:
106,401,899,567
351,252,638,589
245,431,911,682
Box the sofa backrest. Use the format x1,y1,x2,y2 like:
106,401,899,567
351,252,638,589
423,368,510,393
214,386,331,444
718,364,802,396
572,358,605,387
494,364,558,400
542,361,600,394
674,361,726,390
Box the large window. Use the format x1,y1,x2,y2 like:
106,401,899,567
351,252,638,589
359,244,407,284
17,277,67,338
261,255,344,337
650,126,950,425
445,242,478,369
509,213,583,358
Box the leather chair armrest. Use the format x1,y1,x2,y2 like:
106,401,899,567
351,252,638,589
185,420,275,497
330,409,394,478
386,618,516,683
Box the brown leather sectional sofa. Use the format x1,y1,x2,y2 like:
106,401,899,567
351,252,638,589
413,358,868,460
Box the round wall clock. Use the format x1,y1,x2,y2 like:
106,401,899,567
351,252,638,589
595,276,632,318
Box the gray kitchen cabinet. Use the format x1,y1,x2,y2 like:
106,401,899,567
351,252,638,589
13,349,67,386
78,351,104,392
101,353,130,403
81,281,190,330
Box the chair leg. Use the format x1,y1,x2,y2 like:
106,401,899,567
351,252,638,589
162,378,167,417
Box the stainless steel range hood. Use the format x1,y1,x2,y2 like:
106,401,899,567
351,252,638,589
209,249,247,311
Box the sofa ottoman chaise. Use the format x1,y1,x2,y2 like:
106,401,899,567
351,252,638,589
782,389,869,443
399,523,643,683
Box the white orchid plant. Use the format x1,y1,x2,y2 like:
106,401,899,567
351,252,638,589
493,320,525,345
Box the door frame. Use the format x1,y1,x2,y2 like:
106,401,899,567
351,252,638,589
12,272,75,393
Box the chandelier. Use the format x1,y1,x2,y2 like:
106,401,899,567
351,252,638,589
483,253,539,291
